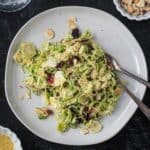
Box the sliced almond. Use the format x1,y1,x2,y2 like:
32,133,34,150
44,28,55,40
68,16,77,29
127,5,134,13
69,16,77,22
135,0,145,7
35,107,52,119
80,128,89,135
122,0,133,5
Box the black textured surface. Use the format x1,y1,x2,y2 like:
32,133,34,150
0,0,150,150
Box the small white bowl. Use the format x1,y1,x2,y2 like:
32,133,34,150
0,126,22,150
113,0,150,21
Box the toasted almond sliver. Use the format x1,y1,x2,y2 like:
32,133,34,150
135,0,145,7
122,0,133,5
44,28,55,39
35,107,52,115
80,128,89,135
127,5,134,13
69,16,77,22
68,16,77,29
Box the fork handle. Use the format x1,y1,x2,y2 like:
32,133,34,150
119,81,150,120
116,68,150,88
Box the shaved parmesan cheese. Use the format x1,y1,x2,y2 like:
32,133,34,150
42,57,57,68
54,71,66,86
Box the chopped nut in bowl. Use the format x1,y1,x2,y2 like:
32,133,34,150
113,0,150,20
0,126,22,150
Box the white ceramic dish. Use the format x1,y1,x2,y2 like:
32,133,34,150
113,0,150,21
0,126,22,150
5,6,147,145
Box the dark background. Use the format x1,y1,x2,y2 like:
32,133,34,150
0,0,150,150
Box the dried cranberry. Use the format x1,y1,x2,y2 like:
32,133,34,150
67,56,80,67
72,56,80,61
56,61,64,69
67,57,74,67
71,28,80,39
47,74,54,84
47,109,53,115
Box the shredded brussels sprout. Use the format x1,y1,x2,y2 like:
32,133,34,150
13,30,122,134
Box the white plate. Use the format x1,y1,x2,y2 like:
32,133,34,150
5,6,147,145
0,126,22,150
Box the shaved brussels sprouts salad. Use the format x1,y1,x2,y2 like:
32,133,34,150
13,28,122,134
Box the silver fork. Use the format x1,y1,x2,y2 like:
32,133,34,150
105,52,150,120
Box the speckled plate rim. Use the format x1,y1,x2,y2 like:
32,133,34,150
5,6,148,145
113,0,150,21
0,126,22,150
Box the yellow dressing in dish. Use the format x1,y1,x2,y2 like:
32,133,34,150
0,134,14,150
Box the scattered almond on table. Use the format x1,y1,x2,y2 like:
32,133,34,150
120,0,150,16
